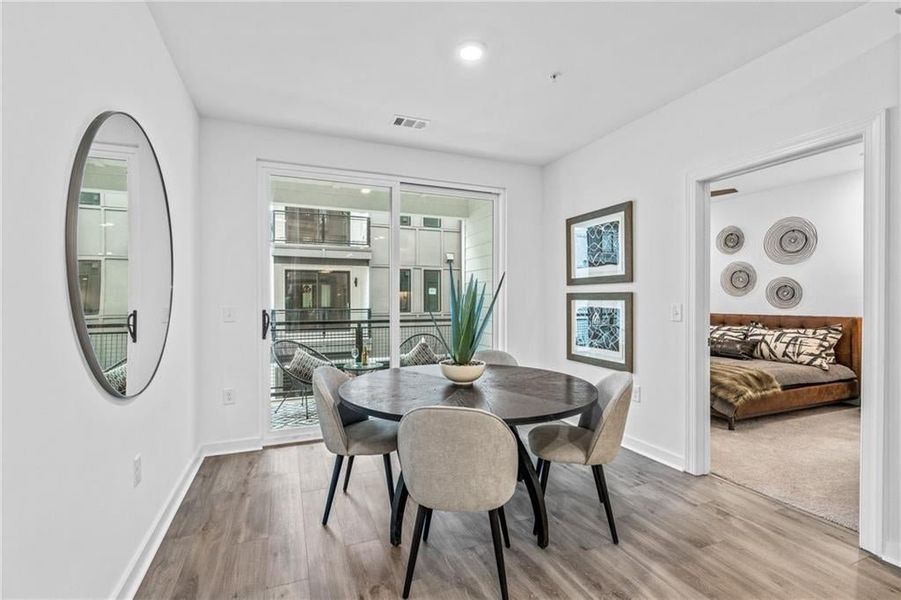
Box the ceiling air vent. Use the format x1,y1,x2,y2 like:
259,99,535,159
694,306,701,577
393,115,430,130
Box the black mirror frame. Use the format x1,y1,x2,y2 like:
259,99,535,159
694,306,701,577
65,111,174,399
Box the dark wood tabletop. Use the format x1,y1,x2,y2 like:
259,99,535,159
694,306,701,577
338,364,598,426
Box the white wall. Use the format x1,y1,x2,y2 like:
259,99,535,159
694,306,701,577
1,3,200,598
198,118,542,448
541,2,899,560
710,170,864,316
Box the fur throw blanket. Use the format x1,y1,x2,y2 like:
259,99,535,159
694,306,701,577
710,361,781,409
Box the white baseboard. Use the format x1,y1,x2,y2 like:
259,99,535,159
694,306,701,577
113,451,202,599
201,437,263,457
622,434,685,472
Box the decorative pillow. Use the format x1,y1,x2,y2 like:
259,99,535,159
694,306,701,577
746,324,842,370
286,347,331,382
709,339,758,360
400,338,440,367
709,324,749,343
105,363,127,394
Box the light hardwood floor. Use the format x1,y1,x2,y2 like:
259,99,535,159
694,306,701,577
136,440,901,599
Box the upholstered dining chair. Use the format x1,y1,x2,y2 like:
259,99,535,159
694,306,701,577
397,407,518,600
472,349,519,366
312,366,399,526
527,372,633,544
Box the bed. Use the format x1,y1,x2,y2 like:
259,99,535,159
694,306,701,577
710,314,861,429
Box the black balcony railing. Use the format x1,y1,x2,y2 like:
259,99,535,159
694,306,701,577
86,322,128,370
271,208,370,247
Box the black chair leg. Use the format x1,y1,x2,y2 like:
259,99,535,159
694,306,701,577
488,509,509,600
592,464,618,544
422,508,433,542
322,455,344,526
539,460,551,492
383,454,395,504
498,505,510,548
402,505,428,599
342,456,355,493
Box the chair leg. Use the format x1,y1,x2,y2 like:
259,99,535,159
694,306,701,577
342,456,355,493
539,460,551,493
402,505,428,599
422,508,433,542
498,505,511,548
322,455,344,526
383,453,395,504
488,509,509,600
592,465,618,544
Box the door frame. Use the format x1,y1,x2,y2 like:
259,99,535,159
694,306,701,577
256,161,506,446
683,111,887,556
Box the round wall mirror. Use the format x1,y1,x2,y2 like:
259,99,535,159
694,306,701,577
66,112,173,398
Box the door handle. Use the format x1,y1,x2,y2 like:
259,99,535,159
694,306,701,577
127,310,138,343
262,310,271,340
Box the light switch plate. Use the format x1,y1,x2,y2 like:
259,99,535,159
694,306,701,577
670,303,683,322
222,307,237,323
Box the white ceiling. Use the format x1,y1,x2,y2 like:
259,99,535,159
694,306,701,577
148,2,860,165
713,142,864,199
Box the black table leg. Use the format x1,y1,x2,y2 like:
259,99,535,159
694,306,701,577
390,472,409,546
510,427,548,548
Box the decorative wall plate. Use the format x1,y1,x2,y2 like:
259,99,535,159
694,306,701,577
766,277,803,309
720,261,757,296
764,217,817,264
715,226,744,254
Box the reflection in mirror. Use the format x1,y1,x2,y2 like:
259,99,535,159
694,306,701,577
67,112,172,398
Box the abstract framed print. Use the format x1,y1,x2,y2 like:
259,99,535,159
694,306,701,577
566,292,633,371
566,201,633,284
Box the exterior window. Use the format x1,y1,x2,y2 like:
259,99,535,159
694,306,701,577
79,191,101,205
78,260,102,315
423,269,441,313
422,217,441,228
400,215,412,226
399,269,411,312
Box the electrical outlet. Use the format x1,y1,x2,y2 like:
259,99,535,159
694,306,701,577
670,303,683,322
223,388,236,405
222,307,237,323
133,454,142,487
633,385,641,403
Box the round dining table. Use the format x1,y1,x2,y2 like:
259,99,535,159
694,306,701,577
338,363,598,548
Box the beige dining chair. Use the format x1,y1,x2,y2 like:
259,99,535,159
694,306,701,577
398,406,518,600
527,372,633,544
312,366,399,526
472,349,519,366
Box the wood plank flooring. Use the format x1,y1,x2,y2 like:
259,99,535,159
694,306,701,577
136,440,901,599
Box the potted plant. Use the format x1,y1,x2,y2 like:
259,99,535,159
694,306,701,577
429,267,505,385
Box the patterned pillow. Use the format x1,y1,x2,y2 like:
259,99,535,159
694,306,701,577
105,363,127,394
746,324,842,370
400,338,440,367
709,325,749,343
286,347,331,382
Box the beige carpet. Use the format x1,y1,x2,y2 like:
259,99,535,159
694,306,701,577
711,404,859,530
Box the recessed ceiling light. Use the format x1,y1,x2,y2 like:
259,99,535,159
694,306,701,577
360,188,371,195
458,42,484,62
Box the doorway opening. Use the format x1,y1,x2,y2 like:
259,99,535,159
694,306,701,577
707,143,864,530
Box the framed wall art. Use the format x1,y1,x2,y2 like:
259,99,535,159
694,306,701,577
566,292,633,371
566,201,633,284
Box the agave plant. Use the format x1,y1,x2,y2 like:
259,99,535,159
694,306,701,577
429,267,506,365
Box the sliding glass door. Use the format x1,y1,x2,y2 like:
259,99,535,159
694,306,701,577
260,166,500,441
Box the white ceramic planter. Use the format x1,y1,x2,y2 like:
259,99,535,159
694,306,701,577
439,359,486,386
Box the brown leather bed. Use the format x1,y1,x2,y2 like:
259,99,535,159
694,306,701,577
710,313,861,429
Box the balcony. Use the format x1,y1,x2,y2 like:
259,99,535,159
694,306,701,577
269,309,452,430
271,208,370,247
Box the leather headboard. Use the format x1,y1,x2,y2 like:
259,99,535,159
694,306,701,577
710,313,862,379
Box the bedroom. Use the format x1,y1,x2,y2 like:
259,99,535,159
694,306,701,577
707,142,864,531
